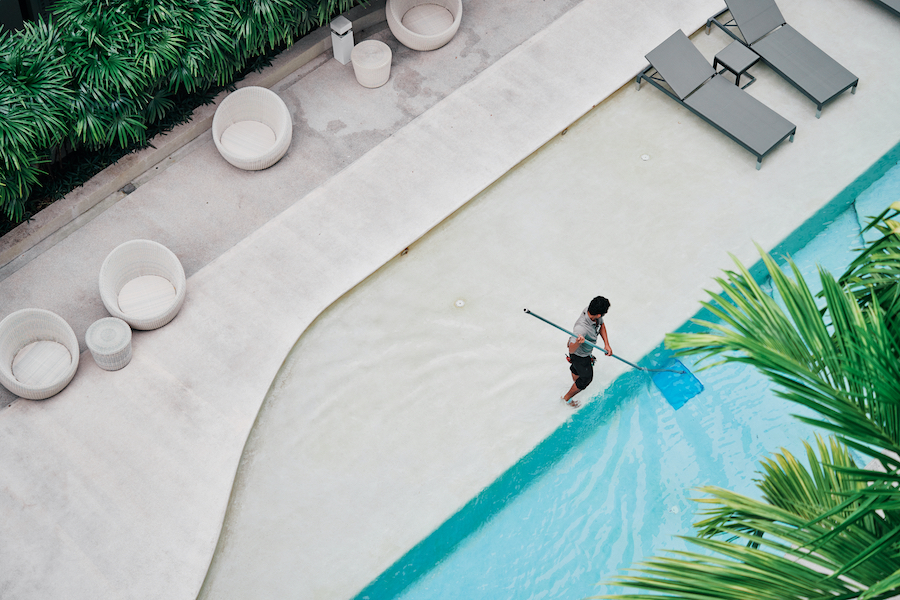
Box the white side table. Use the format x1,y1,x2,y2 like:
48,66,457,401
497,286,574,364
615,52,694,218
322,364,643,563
86,317,132,371
351,40,392,88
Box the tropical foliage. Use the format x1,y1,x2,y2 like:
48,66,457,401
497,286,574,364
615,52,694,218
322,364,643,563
0,20,71,222
0,0,362,223
597,202,900,600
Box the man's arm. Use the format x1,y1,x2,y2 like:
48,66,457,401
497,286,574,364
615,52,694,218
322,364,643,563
568,335,585,354
599,322,612,356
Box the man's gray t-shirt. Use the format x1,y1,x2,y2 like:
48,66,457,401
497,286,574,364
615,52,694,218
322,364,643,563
569,307,603,357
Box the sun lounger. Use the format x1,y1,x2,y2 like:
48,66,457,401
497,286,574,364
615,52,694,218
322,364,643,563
636,30,796,170
872,0,900,17
707,0,858,117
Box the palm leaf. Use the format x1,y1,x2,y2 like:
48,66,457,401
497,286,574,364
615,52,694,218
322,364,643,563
667,246,900,462
597,438,900,600
615,213,900,598
839,202,900,335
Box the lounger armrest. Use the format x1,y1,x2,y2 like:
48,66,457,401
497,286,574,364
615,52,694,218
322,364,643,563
706,6,729,33
635,66,682,104
706,15,744,44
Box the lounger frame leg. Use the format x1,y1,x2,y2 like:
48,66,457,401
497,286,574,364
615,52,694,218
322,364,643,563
852,82,858,94
739,72,756,89
756,157,762,170
816,105,822,119
636,65,656,91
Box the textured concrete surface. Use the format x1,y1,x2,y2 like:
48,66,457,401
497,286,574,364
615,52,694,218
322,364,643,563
0,0,898,598
0,0,581,409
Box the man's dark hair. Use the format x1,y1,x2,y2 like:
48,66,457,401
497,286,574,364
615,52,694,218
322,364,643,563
588,296,610,316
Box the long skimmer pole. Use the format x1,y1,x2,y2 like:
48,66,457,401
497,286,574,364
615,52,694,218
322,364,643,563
523,309,685,375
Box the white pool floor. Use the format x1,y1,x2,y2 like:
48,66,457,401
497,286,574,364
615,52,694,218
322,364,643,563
199,4,900,597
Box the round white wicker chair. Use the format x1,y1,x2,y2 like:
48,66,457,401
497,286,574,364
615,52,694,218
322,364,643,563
386,0,462,51
99,240,186,331
0,308,79,400
212,86,293,171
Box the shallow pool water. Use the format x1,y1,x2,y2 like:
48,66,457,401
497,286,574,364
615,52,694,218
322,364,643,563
387,358,819,600
365,163,899,600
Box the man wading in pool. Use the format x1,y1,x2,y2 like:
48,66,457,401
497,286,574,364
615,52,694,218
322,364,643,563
562,296,612,408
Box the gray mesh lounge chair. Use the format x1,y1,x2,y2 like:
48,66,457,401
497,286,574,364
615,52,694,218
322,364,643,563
636,30,796,170
707,0,858,118
872,0,900,17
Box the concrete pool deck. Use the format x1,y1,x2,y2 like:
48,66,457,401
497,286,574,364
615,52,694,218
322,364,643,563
1,0,899,598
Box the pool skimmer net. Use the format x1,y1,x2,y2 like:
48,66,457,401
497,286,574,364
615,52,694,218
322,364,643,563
651,358,704,410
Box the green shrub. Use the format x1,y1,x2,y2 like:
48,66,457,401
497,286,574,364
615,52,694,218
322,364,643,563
0,19,72,221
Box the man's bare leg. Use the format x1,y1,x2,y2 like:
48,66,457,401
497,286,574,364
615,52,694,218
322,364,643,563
563,373,582,406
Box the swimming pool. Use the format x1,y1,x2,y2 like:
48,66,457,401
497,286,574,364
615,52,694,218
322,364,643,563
351,161,900,599
196,54,900,598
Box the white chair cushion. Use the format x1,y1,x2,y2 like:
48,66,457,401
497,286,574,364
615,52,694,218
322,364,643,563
220,121,277,161
13,341,72,387
402,4,453,35
118,275,177,320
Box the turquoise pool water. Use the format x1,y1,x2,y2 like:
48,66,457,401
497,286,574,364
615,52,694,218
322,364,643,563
355,161,900,600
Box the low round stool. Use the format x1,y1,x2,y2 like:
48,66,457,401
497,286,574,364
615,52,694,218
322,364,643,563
351,40,392,88
86,317,132,371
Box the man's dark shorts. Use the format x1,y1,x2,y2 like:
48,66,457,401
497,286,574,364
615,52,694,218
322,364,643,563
569,354,593,390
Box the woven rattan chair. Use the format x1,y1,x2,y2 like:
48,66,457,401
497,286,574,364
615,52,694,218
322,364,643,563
212,86,293,171
0,308,79,400
99,240,186,330
386,0,462,51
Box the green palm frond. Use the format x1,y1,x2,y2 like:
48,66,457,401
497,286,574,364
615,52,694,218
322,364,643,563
667,242,900,466
144,88,176,123
597,437,900,600
57,0,164,93
0,21,71,147
0,19,72,220
134,27,185,83
839,203,900,332
759,436,862,522
231,0,306,59
603,210,900,599
0,159,44,221
862,568,900,600
169,0,243,91
68,84,148,148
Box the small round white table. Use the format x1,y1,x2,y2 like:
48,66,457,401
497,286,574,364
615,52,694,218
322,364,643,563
351,40,392,88
86,317,132,371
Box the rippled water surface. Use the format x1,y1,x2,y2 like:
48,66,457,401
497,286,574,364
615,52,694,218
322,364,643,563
389,175,895,600
391,356,820,600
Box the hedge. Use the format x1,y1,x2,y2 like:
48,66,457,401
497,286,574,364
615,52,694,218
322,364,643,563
0,0,364,223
